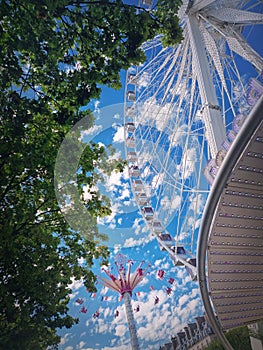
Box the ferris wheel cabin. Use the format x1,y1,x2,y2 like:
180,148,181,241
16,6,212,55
127,91,136,102
157,233,174,251
128,73,138,85
136,193,148,206
132,179,143,192
125,122,135,132
126,136,136,148
142,206,154,220
151,221,163,233
129,165,140,177
127,151,137,162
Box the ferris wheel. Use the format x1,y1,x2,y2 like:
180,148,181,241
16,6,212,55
123,0,263,279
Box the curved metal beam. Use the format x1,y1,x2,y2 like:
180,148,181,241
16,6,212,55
197,95,263,350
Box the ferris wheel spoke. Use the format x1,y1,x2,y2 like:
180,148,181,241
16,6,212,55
223,27,263,72
206,7,263,25
199,21,228,91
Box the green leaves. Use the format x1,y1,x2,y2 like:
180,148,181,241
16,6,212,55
0,1,182,348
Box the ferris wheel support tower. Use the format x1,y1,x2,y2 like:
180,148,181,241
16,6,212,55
187,13,226,159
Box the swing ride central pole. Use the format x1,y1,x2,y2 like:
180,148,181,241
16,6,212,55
123,292,140,350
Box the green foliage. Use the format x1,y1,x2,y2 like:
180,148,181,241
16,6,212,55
204,326,252,350
0,0,182,117
226,326,252,350
152,0,183,46
0,0,182,349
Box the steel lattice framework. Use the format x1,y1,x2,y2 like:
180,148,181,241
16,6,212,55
123,0,263,281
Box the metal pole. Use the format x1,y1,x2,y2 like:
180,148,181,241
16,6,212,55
123,292,140,350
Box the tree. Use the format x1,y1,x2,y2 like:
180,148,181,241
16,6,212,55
204,326,252,350
0,1,182,349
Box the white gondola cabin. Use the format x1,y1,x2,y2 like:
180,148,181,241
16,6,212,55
171,246,187,266
152,221,162,233
133,179,143,192
128,74,138,85
129,165,140,177
125,122,135,132
227,129,236,142
158,233,174,251
203,158,218,185
187,258,196,267
127,151,137,162
215,149,227,167
126,106,135,118
176,246,186,255
136,193,148,206
142,206,154,220
221,139,231,152
126,136,136,148
127,91,136,102
232,114,245,133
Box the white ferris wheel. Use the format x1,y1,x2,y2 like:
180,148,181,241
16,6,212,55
124,0,263,280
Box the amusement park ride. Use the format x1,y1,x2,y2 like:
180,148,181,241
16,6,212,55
97,254,149,350
124,0,263,284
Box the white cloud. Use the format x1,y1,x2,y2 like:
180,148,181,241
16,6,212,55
180,147,197,179
102,345,128,350
151,173,165,191
134,284,203,347
115,324,127,337
94,100,100,114
102,307,112,319
78,341,86,349
97,202,122,226
132,217,144,235
97,318,111,334
169,123,187,147
104,167,128,192
82,185,98,201
68,278,84,291
161,195,181,211
123,232,154,248
60,333,71,345
113,125,125,143
153,257,170,271
118,182,131,201
77,257,85,266
100,287,109,295
108,149,122,162
137,72,151,88
113,244,121,254
189,193,205,215
81,124,102,137
178,294,189,307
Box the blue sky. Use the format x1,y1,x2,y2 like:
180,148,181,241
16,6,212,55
58,245,203,350
57,82,206,349
57,3,263,349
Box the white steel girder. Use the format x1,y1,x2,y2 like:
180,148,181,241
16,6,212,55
187,14,226,158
